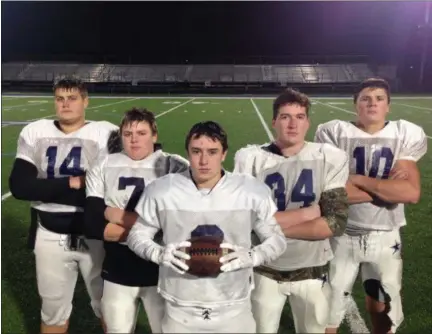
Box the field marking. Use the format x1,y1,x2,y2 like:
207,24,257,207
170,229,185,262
315,100,432,139
2,101,48,110
1,98,142,128
393,102,432,112
4,95,432,100
313,100,356,115
154,98,195,118
1,98,193,202
250,98,369,334
250,99,274,140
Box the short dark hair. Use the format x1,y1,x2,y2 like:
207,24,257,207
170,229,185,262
354,78,391,104
272,88,311,120
53,78,88,98
120,107,158,135
185,121,228,152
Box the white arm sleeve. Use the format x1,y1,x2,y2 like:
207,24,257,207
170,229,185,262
251,184,287,266
127,184,163,264
16,124,36,165
323,146,350,191
85,156,107,199
399,122,428,162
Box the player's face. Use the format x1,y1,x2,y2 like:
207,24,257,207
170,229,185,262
121,121,157,160
272,104,309,146
188,135,227,187
355,87,389,125
54,88,88,124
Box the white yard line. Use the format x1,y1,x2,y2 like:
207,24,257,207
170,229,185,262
2,101,48,109
1,192,12,201
313,100,356,115
155,98,195,118
314,100,432,139
2,97,142,128
1,98,193,202
4,95,432,100
392,102,432,112
250,98,274,140
86,97,141,110
345,295,370,333
250,98,369,334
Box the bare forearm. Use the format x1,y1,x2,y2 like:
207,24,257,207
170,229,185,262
283,218,333,240
104,223,129,242
356,176,419,204
346,181,373,204
274,207,319,230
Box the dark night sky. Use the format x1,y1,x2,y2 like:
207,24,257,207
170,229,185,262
1,1,429,64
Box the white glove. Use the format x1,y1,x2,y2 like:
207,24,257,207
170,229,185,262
158,241,191,275
219,243,260,273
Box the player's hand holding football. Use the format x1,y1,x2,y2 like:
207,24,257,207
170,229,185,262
159,241,192,275
219,243,259,273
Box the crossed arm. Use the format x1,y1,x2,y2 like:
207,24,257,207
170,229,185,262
275,187,349,241
347,160,421,205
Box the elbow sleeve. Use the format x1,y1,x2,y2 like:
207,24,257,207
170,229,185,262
319,187,349,237
84,196,107,240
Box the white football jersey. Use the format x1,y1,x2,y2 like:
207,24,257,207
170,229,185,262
315,119,427,231
133,171,285,307
234,142,349,271
86,150,189,211
15,119,118,213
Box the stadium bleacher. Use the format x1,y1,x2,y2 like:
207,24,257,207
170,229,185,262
2,62,383,83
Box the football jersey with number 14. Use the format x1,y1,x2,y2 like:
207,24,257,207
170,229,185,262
15,119,118,213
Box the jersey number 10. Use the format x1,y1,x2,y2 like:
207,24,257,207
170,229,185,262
353,146,394,179
264,169,316,211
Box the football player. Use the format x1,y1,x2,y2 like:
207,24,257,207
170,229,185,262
234,88,349,333
126,121,287,333
8,78,118,333
314,78,427,334
84,108,189,333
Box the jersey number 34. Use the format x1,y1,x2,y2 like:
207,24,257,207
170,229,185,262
264,169,316,211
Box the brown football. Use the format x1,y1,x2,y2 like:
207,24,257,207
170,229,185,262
180,236,231,277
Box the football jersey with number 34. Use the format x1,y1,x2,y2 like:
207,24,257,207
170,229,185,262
234,142,349,271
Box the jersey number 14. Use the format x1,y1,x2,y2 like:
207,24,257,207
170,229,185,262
264,169,316,211
46,146,84,178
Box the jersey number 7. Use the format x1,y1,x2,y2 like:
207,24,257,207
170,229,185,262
264,169,316,211
118,177,145,212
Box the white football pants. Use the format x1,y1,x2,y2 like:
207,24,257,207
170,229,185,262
327,229,403,332
162,299,256,333
101,281,164,333
34,226,105,326
251,273,330,333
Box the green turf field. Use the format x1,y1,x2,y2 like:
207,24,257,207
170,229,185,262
1,94,432,333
